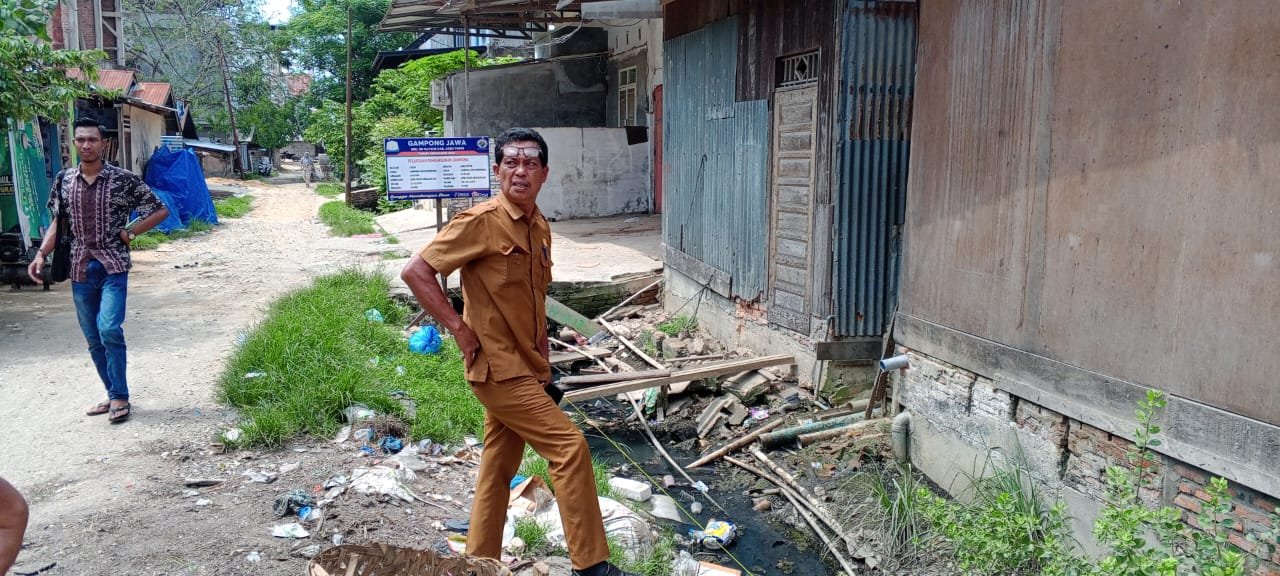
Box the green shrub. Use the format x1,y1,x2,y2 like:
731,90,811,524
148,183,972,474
319,200,377,236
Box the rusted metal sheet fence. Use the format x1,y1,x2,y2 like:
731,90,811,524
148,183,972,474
834,0,918,336
663,16,770,300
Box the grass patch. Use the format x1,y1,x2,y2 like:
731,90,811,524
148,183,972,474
218,268,483,447
519,448,615,499
319,200,377,237
315,183,343,197
515,516,560,557
610,531,676,576
656,315,697,337
380,250,408,261
214,195,254,219
129,219,215,251
385,235,400,245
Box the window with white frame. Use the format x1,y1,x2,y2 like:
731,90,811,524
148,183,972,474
618,66,638,126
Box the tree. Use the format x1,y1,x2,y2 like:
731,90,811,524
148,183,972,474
285,0,412,104
238,99,297,149
123,0,287,136
0,0,103,121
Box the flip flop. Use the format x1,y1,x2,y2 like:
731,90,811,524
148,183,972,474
108,402,131,424
86,401,111,416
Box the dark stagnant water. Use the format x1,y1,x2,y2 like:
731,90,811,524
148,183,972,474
578,406,836,576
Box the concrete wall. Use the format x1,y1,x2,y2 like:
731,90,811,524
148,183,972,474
899,0,1280,505
535,127,649,220
899,348,1280,572
446,57,606,139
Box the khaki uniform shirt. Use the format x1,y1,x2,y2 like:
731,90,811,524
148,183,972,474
420,193,552,383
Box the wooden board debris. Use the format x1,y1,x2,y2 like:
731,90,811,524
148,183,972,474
561,355,795,403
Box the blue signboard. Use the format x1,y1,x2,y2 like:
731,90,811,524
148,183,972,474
384,137,492,201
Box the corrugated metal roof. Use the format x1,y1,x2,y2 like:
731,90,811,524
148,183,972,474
135,82,171,107
184,139,237,153
380,0,581,33
68,68,136,93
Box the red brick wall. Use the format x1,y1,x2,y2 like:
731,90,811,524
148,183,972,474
1172,462,1280,575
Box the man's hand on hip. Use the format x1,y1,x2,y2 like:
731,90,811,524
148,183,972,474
454,322,482,370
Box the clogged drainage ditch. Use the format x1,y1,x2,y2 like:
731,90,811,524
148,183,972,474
542,289,896,575
580,423,836,575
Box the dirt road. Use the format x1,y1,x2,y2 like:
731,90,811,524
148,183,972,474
0,181,468,575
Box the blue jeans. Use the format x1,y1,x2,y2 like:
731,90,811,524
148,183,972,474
72,260,130,401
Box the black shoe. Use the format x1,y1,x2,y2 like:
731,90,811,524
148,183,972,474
571,561,641,576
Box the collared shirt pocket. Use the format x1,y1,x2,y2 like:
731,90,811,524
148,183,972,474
501,243,531,286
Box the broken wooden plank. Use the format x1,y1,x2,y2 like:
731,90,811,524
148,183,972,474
558,369,670,387
549,346,613,367
562,354,796,403
545,295,604,340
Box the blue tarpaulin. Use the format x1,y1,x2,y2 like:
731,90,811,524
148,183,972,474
143,147,218,230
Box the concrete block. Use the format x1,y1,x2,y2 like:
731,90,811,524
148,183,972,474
608,477,652,502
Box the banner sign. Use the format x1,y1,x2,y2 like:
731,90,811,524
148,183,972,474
384,137,492,201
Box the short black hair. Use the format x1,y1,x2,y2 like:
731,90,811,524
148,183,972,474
495,127,549,167
72,117,107,139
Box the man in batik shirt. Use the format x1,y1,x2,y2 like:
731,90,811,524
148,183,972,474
28,117,170,424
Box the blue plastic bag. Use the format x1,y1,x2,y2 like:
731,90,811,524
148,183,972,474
409,325,442,354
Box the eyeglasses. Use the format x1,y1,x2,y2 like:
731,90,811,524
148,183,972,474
501,146,542,161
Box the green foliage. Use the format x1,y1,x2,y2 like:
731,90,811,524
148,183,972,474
519,447,614,499
318,200,376,236
634,330,659,359
610,532,676,576
129,219,215,250
124,0,285,138
314,182,344,197
1092,390,1248,576
514,516,559,557
358,115,425,192
0,0,104,121
918,456,1084,576
303,50,515,184
656,315,697,337
284,0,413,103
861,464,933,562
239,98,306,150
219,269,484,446
214,195,254,219
303,100,358,180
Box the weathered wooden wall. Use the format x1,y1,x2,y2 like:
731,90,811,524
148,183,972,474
900,0,1280,492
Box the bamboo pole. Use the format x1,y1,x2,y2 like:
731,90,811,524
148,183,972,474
724,457,860,576
749,448,845,537
686,417,789,468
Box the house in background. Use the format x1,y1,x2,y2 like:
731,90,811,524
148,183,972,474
892,0,1280,566
377,1,659,221
658,0,915,392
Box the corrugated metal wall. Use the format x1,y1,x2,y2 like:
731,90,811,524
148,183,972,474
663,16,770,300
834,0,918,336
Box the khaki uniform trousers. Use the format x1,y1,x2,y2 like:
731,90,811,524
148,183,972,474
466,374,610,570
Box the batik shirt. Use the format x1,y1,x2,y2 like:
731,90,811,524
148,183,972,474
48,163,165,282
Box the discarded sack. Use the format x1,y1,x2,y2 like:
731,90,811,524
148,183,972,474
307,542,511,576
351,466,418,503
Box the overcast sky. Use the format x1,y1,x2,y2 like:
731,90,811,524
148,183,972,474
261,0,293,25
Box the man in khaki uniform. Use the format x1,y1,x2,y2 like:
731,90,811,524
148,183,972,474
401,128,637,576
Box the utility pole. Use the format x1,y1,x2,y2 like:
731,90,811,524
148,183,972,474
344,4,353,197
215,34,242,176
